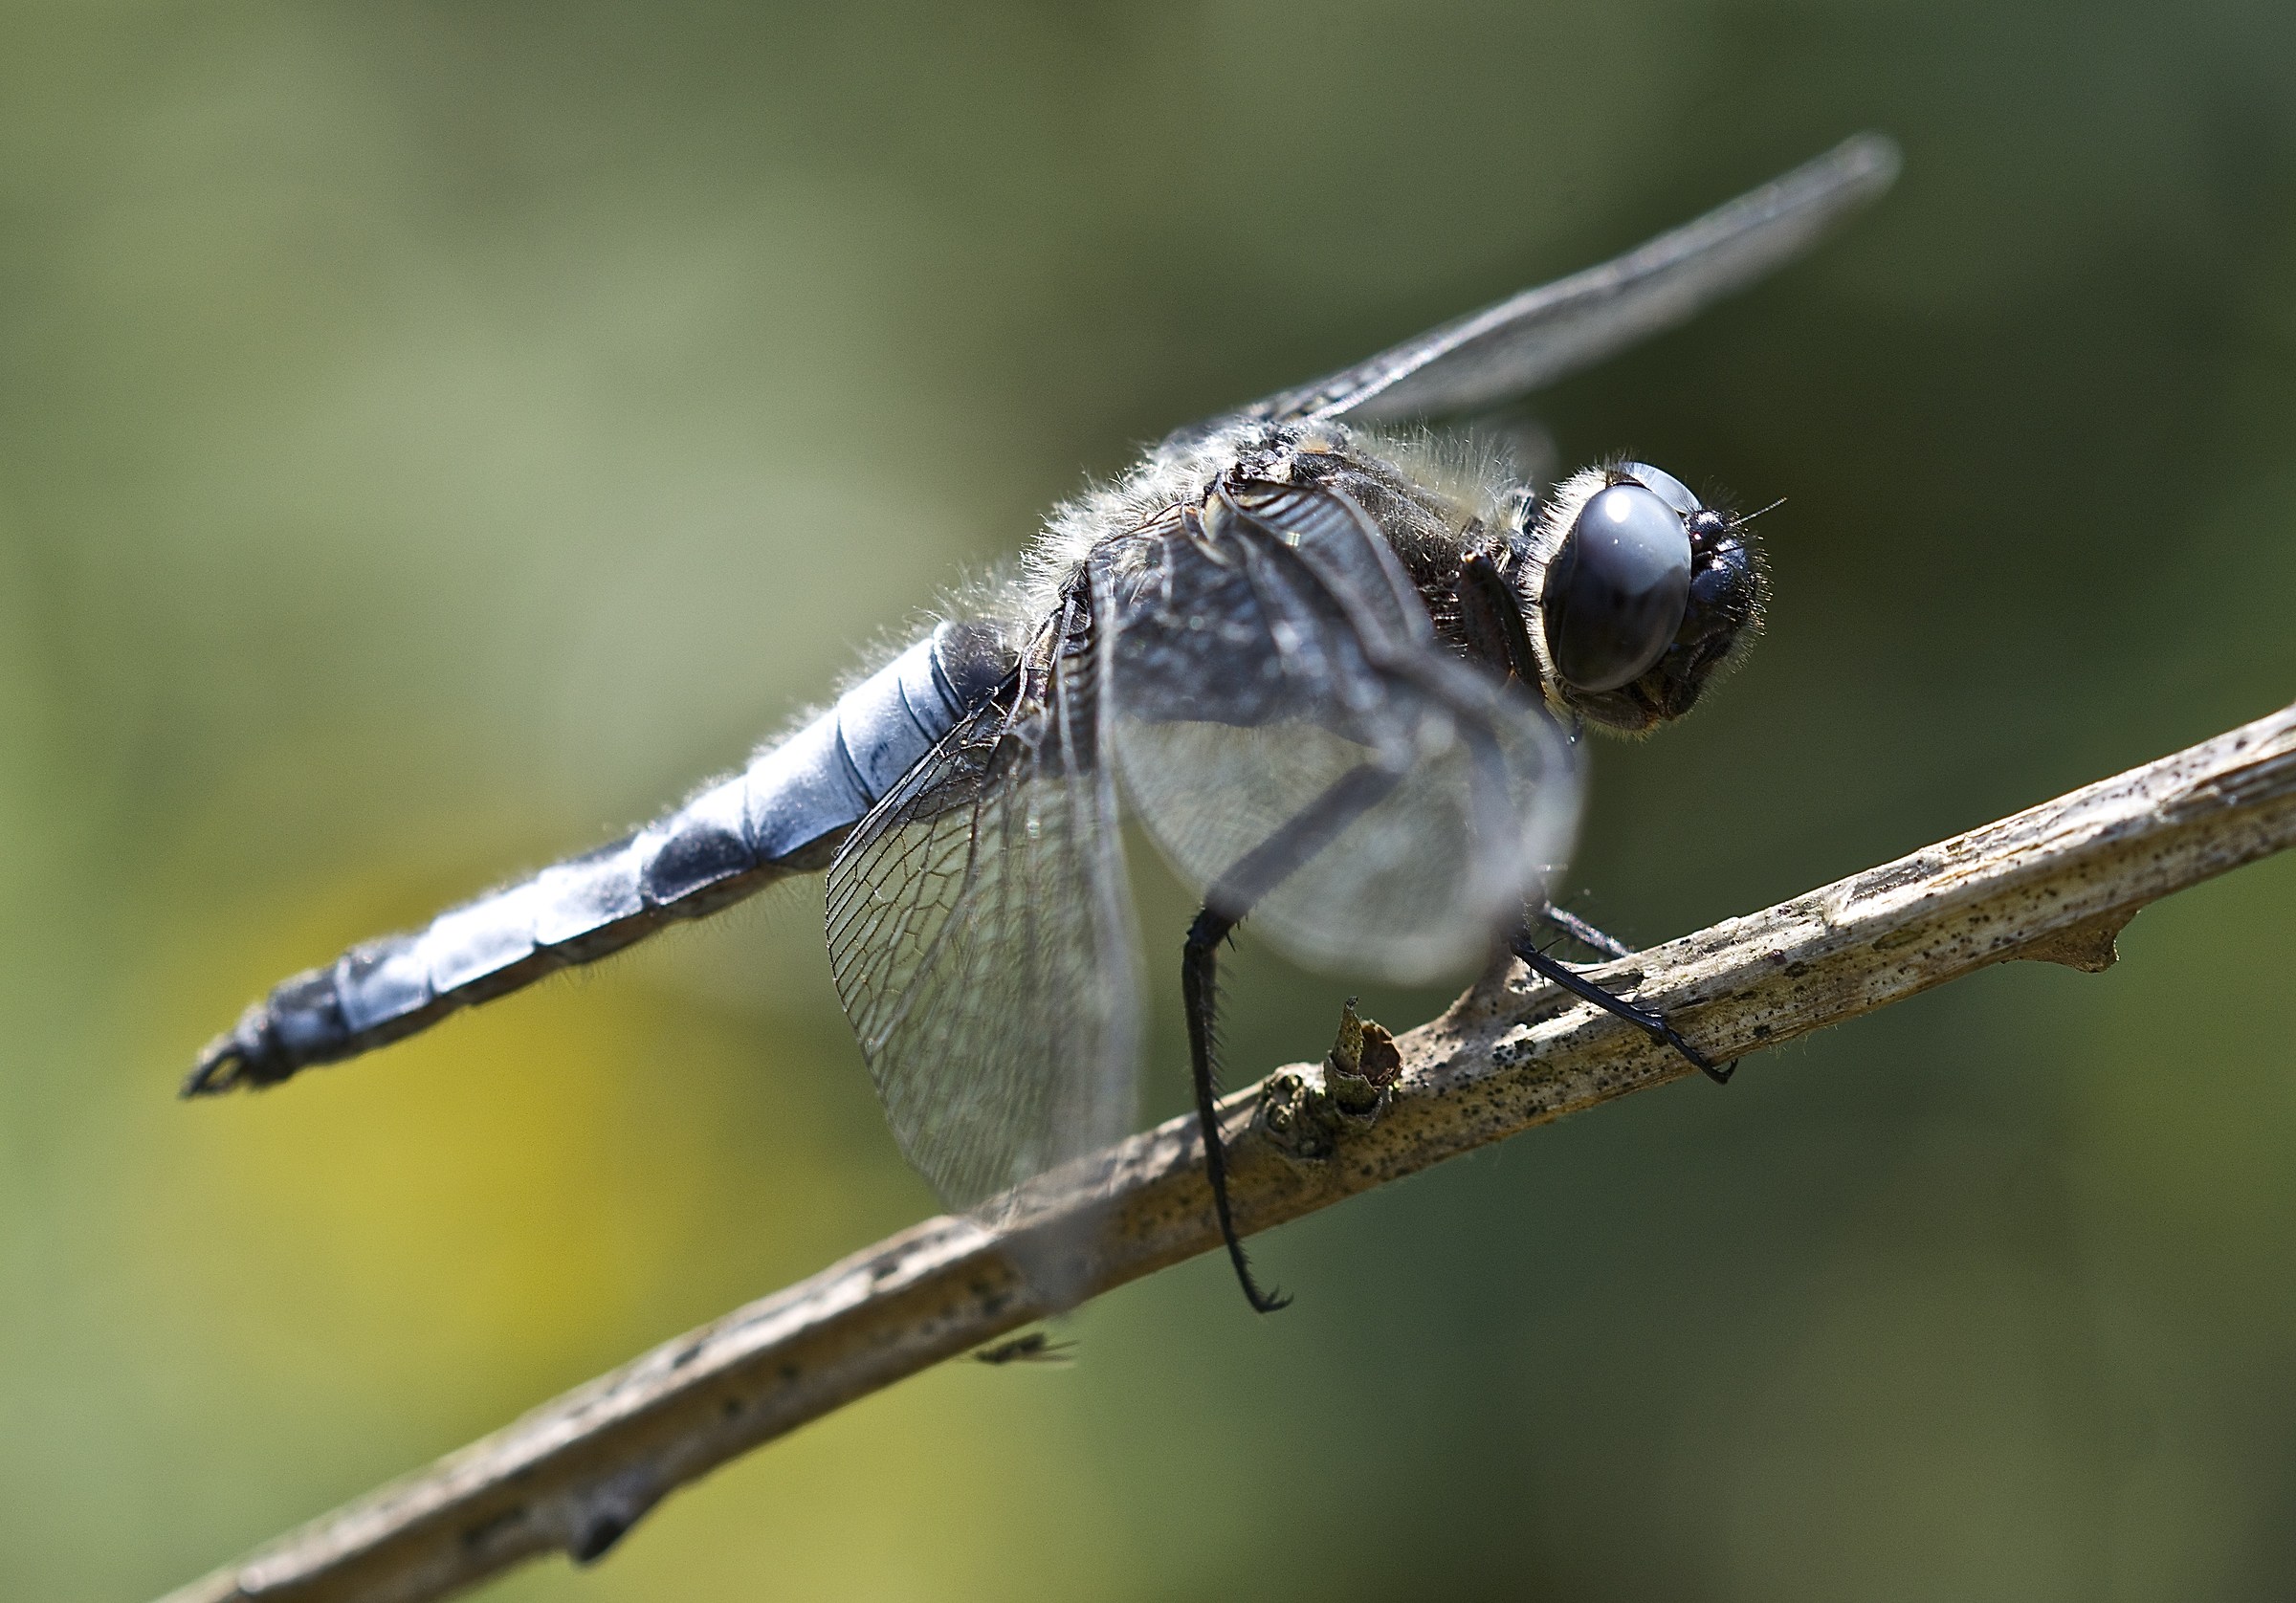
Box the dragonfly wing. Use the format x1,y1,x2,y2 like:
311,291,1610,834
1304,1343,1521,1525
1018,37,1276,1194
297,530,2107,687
1220,133,1898,429
1097,485,1580,982
826,617,1139,1297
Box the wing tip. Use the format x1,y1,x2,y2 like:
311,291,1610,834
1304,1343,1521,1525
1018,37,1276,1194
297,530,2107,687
1807,130,1906,207
1190,131,1909,435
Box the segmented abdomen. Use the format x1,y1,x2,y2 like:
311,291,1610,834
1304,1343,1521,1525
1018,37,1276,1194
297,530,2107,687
187,622,1009,1094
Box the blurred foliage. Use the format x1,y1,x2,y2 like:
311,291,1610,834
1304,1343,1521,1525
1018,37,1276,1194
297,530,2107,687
4,1,2296,1598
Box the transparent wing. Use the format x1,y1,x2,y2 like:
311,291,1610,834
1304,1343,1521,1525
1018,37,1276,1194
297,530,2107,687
826,616,1139,1278
1223,133,1898,429
1098,486,1580,983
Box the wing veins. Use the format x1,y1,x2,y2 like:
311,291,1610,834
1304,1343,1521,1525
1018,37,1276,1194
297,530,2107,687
1214,134,1898,429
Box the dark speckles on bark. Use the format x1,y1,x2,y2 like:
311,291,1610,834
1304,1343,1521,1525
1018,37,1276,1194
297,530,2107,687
1849,855,1938,901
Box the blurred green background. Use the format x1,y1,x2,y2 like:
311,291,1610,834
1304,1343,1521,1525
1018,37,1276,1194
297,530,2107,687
6,2,2296,1598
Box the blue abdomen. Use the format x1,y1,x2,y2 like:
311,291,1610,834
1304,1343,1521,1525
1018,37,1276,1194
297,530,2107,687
188,621,1011,1092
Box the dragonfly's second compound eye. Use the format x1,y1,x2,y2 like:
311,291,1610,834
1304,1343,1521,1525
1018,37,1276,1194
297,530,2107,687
1543,484,1694,693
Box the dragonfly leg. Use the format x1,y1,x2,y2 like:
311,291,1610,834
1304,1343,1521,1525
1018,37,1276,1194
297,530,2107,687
1183,763,1403,1314
1535,901,1637,961
1509,924,1733,1084
1181,905,1289,1314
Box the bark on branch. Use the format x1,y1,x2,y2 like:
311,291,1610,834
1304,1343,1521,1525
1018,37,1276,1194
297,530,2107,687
162,703,2296,1603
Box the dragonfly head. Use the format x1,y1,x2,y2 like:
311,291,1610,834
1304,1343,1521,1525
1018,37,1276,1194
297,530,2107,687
1527,462,1763,736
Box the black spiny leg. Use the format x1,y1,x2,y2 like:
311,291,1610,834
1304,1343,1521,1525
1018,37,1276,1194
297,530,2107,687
1182,905,1289,1313
1536,901,1637,961
1511,916,1734,1084
1181,763,1402,1313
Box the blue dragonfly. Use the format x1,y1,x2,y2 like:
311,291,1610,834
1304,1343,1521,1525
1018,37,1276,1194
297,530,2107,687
187,137,1898,1310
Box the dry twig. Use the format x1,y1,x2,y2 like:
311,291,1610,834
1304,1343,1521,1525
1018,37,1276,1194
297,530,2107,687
164,703,2296,1603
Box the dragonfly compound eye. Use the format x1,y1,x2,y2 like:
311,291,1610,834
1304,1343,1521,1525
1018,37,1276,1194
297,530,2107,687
1614,460,1702,518
1543,483,1694,693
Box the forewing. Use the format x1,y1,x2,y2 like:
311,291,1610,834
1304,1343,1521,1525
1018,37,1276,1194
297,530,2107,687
826,632,1139,1268
1225,134,1898,428
1098,491,1580,983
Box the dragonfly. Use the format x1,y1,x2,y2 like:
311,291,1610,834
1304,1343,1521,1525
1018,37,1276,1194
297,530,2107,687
185,135,1897,1312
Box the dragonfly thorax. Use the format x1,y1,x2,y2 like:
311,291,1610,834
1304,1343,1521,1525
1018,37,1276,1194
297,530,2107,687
1081,425,1762,741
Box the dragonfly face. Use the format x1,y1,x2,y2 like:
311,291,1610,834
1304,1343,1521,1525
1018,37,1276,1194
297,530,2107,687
1531,462,1761,735
182,137,1898,1313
